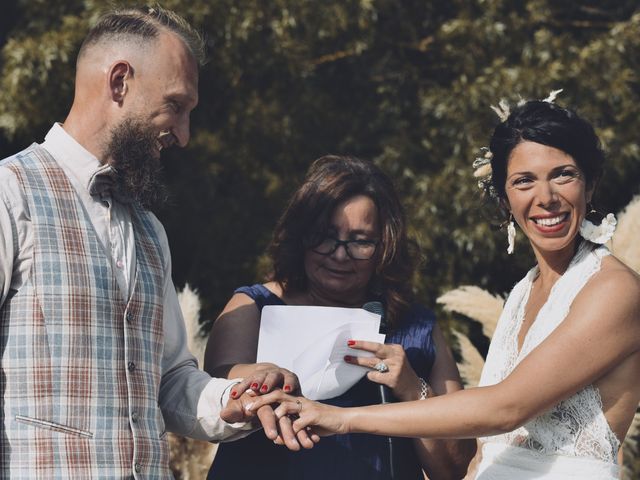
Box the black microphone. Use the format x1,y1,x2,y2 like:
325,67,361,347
362,301,397,480
362,301,393,404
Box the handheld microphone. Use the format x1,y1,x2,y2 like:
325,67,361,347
363,301,397,480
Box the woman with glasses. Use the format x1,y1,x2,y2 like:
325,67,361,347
204,155,475,479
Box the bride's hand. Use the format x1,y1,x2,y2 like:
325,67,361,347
245,390,351,437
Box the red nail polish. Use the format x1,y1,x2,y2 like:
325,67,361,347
230,390,237,398
261,385,268,392
284,385,291,392
251,383,259,389
344,355,352,362
347,340,356,346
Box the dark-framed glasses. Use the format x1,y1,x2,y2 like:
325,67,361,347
307,235,379,260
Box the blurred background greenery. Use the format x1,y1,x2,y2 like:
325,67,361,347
0,0,639,473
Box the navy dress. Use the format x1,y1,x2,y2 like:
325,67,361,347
208,284,437,480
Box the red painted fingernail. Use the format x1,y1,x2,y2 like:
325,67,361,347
260,385,268,392
344,355,353,362
347,340,356,346
284,385,291,392
251,383,259,389
230,390,237,398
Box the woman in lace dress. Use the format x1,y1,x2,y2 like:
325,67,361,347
241,100,640,479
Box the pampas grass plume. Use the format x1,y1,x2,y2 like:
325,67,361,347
452,330,485,387
178,283,207,366
437,285,504,338
611,195,640,273
169,284,216,479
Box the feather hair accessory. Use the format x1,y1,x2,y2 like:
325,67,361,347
473,147,497,198
490,99,511,122
542,89,563,103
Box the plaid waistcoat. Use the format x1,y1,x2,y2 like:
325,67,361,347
0,145,171,478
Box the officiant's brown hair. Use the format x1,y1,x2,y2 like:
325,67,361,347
268,155,416,328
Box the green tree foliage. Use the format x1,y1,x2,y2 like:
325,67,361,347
0,0,638,325
2,2,639,475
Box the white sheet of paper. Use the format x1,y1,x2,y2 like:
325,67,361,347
257,305,385,400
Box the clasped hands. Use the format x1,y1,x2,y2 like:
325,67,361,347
219,362,320,450
220,340,420,450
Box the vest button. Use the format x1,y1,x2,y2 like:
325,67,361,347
127,361,136,372
134,462,142,473
126,312,133,323
131,411,139,423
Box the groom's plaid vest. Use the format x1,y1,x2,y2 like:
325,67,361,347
0,145,171,478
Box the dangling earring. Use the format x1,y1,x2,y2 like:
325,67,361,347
507,215,516,255
579,203,617,244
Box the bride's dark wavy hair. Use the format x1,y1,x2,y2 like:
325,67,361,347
268,155,416,329
487,100,605,221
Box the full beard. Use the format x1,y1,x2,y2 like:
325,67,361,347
104,117,168,208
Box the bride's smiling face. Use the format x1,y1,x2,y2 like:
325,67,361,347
504,141,591,255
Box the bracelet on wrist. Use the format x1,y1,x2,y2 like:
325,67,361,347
418,377,431,400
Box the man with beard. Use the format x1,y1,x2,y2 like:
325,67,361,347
0,6,289,478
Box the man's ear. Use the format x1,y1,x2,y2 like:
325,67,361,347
108,61,132,104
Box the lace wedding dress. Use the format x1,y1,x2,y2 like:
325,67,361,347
475,241,620,479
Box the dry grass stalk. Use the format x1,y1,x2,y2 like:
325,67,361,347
179,283,208,366
610,195,640,273
168,433,216,480
168,284,217,479
452,330,485,387
437,285,504,338
621,411,640,480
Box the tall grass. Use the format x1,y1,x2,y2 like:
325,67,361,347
169,284,216,479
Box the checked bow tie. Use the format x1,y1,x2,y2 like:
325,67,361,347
87,164,133,204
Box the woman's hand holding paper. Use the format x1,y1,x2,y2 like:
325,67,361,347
344,340,422,401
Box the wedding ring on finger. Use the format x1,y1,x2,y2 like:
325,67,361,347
287,400,303,421
373,361,389,373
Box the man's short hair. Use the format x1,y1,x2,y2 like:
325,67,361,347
79,5,206,65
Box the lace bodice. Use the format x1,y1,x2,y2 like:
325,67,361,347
479,241,620,462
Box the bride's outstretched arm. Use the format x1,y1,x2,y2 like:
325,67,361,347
247,269,640,440
249,383,511,439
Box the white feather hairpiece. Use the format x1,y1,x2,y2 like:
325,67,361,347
491,89,563,122
490,99,511,122
542,89,563,103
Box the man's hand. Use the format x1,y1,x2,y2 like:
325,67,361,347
221,390,320,450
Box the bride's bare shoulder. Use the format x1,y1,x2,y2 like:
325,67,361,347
599,254,640,285
580,255,640,326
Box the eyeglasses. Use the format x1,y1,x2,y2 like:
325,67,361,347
307,235,379,260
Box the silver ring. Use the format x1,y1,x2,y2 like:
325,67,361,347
373,361,389,373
